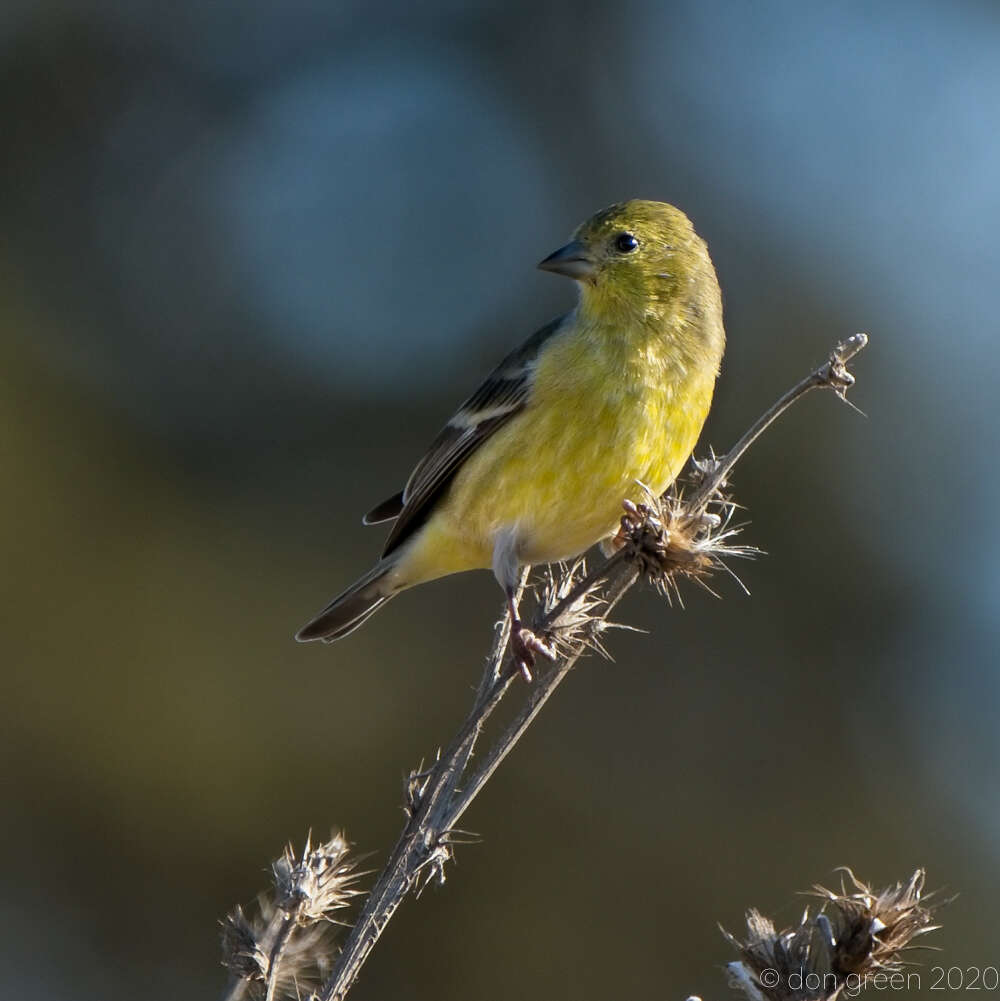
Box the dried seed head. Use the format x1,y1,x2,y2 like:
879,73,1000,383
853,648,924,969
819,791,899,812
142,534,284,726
537,560,617,659
221,903,270,986
809,869,940,976
620,475,758,604
273,831,361,926
724,869,940,1001
221,833,363,1000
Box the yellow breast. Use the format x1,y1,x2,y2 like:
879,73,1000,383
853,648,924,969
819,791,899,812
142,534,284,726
401,315,718,584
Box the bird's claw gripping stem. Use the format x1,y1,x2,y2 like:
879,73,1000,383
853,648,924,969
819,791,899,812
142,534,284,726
505,589,555,681
509,625,556,681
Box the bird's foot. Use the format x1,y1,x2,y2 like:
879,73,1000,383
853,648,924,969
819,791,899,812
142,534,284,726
510,624,556,682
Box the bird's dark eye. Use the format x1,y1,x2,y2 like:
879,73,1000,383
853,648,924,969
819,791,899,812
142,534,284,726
614,232,639,254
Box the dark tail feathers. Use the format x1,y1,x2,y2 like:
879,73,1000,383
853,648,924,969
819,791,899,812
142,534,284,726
295,559,398,643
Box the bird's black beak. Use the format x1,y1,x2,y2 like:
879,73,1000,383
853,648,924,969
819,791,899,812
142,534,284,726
537,239,597,280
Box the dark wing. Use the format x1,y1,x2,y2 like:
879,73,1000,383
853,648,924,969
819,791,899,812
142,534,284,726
379,315,567,557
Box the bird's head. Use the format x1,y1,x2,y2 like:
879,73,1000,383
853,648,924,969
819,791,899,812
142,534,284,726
538,199,712,321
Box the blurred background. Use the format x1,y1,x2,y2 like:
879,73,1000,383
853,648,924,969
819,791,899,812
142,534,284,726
3,1,998,998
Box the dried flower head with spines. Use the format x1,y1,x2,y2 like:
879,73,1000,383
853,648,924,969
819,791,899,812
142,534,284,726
618,473,758,606
537,559,614,659
532,464,758,659
221,832,362,1001
273,831,361,925
724,869,940,1001
221,904,270,987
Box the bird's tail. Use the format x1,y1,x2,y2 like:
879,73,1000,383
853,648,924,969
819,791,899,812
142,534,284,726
295,557,402,643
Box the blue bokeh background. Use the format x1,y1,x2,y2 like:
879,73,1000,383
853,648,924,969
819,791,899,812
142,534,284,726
3,2,998,998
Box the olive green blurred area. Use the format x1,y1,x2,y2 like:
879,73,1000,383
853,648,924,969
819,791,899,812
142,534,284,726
3,2,1000,1000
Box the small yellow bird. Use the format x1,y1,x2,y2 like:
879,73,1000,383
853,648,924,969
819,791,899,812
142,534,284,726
296,200,725,671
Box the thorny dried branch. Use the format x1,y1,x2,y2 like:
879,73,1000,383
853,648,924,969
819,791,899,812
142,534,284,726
220,334,870,1001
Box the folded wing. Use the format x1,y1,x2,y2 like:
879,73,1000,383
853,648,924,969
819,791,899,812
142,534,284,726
376,315,567,556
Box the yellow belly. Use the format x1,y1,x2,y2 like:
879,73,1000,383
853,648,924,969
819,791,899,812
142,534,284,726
400,321,717,585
